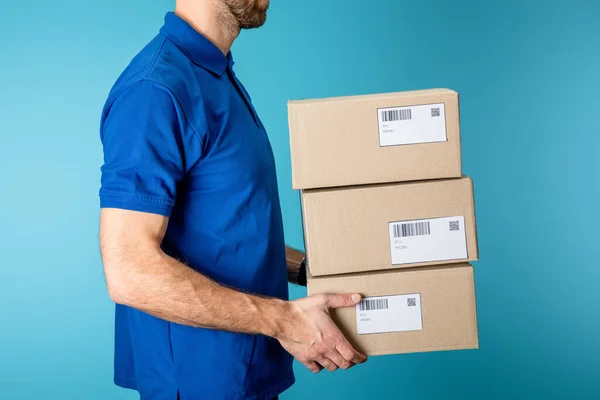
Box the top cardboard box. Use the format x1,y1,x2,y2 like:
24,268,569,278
288,88,462,189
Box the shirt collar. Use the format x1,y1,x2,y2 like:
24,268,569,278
159,12,234,76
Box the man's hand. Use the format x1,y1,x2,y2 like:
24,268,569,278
274,293,368,373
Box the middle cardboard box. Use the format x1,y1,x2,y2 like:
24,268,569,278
302,176,478,277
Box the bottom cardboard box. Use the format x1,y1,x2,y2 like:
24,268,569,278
307,263,479,356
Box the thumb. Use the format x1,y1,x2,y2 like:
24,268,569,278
326,293,362,309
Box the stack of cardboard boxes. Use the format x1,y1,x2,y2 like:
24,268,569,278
288,89,479,356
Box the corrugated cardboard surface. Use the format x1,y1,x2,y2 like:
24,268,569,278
288,88,462,189
302,176,478,276
307,264,479,356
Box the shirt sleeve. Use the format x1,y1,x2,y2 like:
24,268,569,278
99,80,196,217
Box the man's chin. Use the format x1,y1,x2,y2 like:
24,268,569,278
241,15,267,29
236,0,269,29
244,4,268,29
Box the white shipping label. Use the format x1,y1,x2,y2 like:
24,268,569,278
389,216,468,265
378,103,447,147
356,294,423,335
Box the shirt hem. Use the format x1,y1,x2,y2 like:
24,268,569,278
114,375,138,391
113,374,295,400
100,194,173,216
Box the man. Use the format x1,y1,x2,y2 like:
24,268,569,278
98,0,367,399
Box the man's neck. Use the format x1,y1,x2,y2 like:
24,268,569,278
175,0,239,55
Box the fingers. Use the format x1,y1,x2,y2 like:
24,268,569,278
302,360,324,374
284,293,368,375
326,348,354,370
336,342,367,364
317,357,338,372
325,293,362,309
310,333,364,371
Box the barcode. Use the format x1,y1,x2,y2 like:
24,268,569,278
407,298,416,307
431,107,441,117
359,298,389,311
449,220,460,231
381,108,412,122
393,221,431,238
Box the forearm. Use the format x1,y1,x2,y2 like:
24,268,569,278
285,246,306,285
105,250,286,337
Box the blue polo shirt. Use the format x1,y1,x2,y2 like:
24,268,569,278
99,12,294,400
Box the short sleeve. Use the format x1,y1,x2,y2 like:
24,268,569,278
99,80,191,216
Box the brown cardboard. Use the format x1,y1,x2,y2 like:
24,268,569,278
302,176,478,276
288,88,462,189
307,264,479,356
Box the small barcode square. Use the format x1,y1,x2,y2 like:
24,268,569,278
407,298,417,307
431,107,441,117
393,221,431,238
449,220,460,231
359,298,389,311
381,108,412,122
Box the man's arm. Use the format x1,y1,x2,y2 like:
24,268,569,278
100,208,367,373
101,208,283,334
285,246,305,285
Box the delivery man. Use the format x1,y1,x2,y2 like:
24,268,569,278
98,0,367,399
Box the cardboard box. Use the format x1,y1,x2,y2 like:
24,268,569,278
302,176,478,276
307,263,479,356
288,88,462,190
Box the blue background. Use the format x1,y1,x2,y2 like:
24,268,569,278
1,0,599,399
